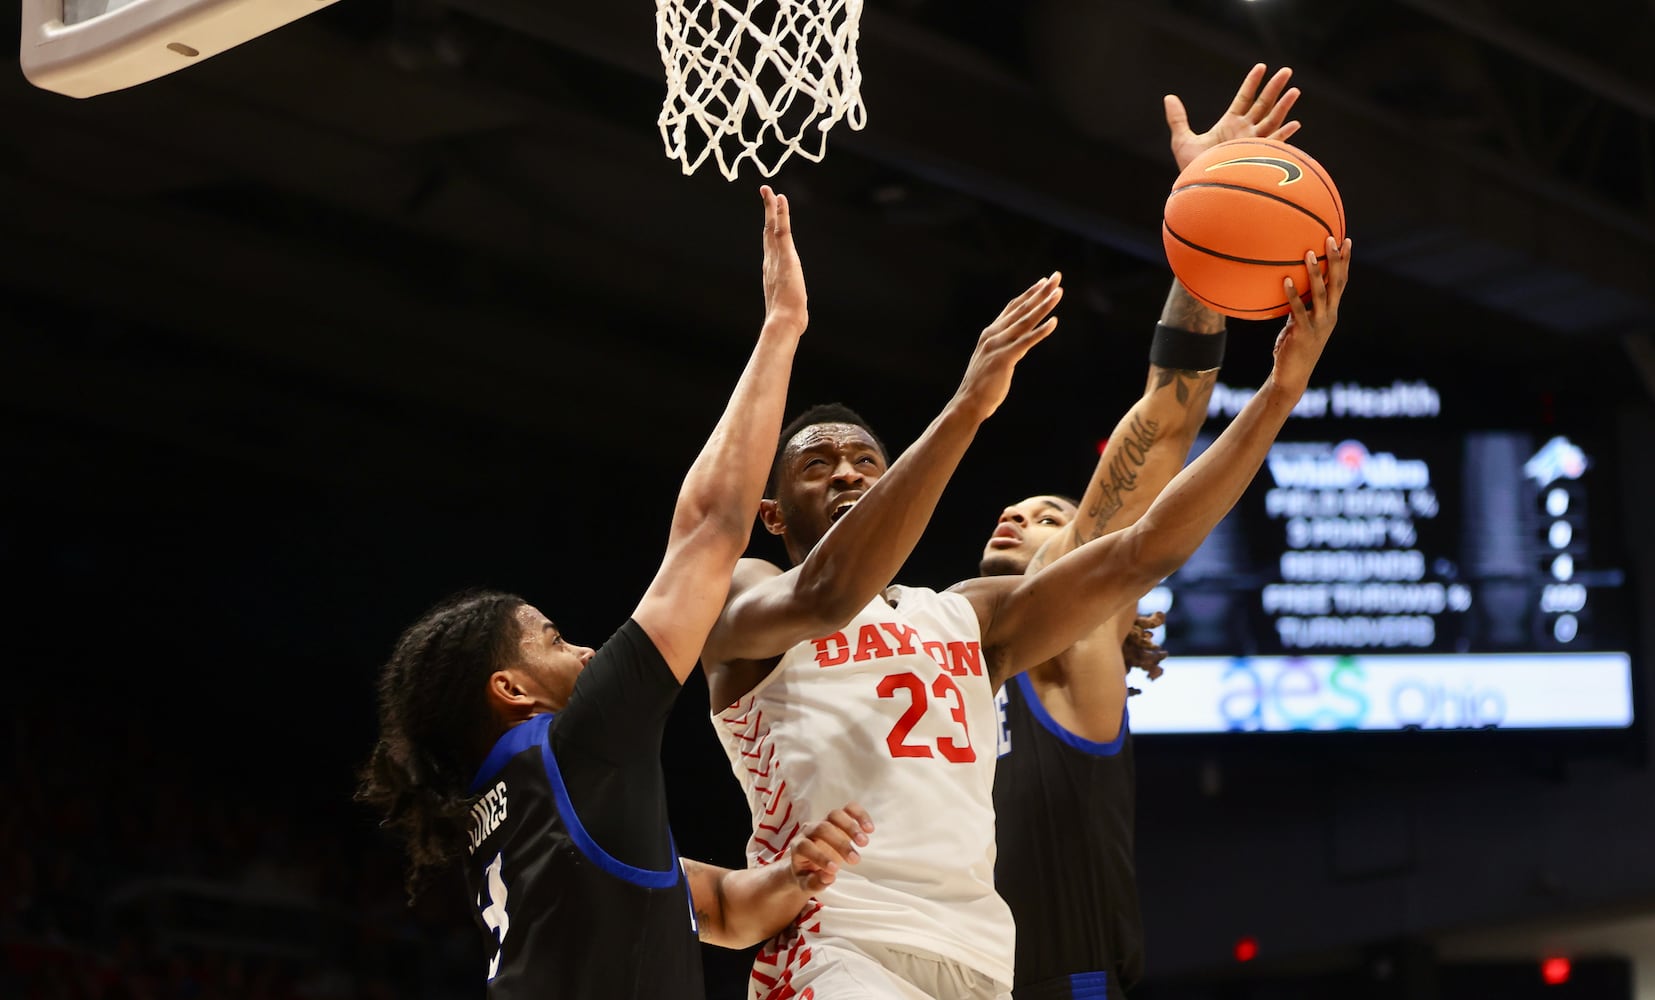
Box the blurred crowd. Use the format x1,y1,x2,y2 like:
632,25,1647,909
1,709,477,999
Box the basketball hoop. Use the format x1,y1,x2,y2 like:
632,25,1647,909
655,0,867,181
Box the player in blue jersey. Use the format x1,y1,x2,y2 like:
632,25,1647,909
356,187,875,1000
984,65,1313,1000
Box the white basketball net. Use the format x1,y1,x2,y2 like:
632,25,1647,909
656,0,867,180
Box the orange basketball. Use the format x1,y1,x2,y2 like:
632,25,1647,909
1162,137,1346,320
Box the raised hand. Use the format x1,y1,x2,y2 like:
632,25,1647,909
1271,237,1353,397
788,803,875,892
761,185,808,334
1165,64,1302,173
951,273,1063,424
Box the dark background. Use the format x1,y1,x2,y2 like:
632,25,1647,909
5,0,1655,997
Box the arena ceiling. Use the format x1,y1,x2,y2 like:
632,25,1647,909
5,0,1655,508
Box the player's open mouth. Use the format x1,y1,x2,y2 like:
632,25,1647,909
990,524,1022,545
831,498,860,522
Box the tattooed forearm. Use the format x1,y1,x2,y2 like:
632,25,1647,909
1153,366,1219,407
1158,365,1224,408
713,867,729,931
683,860,726,941
1085,412,1160,539
1161,279,1227,334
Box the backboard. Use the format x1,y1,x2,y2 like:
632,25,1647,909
21,0,341,98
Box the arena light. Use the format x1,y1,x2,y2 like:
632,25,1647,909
1234,936,1259,962
1541,956,1571,986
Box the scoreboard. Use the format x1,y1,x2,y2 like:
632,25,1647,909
1131,379,1635,734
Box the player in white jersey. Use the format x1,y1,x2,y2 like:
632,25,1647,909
716,574,1007,997
703,236,1351,1000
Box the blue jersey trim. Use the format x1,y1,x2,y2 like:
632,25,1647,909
469,714,551,794
1015,672,1128,757
467,715,681,888
539,718,681,889
1069,970,1109,999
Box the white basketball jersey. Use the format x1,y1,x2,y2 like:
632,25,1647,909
713,584,1014,987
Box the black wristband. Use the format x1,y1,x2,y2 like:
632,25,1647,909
1149,323,1226,371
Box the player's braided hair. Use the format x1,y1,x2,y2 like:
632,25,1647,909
355,588,524,902
1122,612,1168,696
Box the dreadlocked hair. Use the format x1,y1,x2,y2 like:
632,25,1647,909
768,402,889,495
355,588,525,903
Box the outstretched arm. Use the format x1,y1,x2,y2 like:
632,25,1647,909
1032,281,1220,570
630,186,807,680
683,805,874,950
701,274,1064,667
966,237,1351,688
1032,64,1304,573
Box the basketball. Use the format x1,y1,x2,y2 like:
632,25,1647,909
1161,137,1346,320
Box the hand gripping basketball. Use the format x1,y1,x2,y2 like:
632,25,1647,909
1161,64,1342,319
1270,236,1353,397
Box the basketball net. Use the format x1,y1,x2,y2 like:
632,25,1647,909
655,0,867,180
